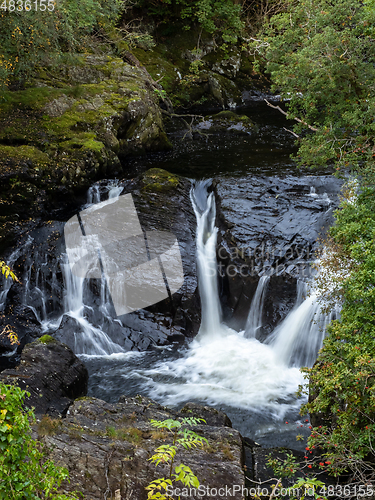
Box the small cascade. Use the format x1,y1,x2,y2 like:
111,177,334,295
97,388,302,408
59,253,124,356
87,185,101,205
5,181,127,356
52,182,125,355
267,281,339,367
190,182,222,336
86,180,123,206
308,185,331,208
244,275,269,339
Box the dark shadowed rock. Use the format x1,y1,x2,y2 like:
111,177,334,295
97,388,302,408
42,395,245,499
215,174,344,332
0,336,88,416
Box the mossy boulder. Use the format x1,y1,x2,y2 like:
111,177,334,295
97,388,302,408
38,335,56,345
0,54,172,225
141,168,180,193
196,110,259,135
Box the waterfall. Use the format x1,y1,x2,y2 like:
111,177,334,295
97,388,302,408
141,181,304,415
190,182,222,336
53,182,126,355
9,182,127,356
245,275,270,339
59,254,124,356
267,281,339,367
2,178,337,422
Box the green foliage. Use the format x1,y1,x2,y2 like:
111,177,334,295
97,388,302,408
146,417,207,500
288,477,328,500
250,0,375,484
0,383,79,499
249,0,375,171
177,0,244,43
0,0,124,89
267,452,299,478
301,177,375,479
267,455,328,499
141,0,244,43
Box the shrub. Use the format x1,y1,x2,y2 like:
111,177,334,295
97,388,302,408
0,0,124,89
0,383,80,499
146,417,207,500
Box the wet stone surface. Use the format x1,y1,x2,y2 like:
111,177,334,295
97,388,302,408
215,174,344,331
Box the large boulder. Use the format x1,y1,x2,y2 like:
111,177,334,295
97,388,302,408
0,336,88,416
41,395,245,500
0,54,172,247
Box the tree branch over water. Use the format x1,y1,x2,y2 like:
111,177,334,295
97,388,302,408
264,99,318,132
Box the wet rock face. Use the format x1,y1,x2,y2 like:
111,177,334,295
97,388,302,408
215,174,344,332
130,169,201,342
0,336,88,416
43,396,245,500
53,170,201,351
2,168,200,354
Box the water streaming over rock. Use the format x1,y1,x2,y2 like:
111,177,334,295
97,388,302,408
0,181,129,356
267,281,339,367
137,182,311,416
244,275,270,339
0,179,338,430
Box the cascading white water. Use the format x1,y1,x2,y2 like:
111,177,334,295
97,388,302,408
190,183,222,336
268,281,339,367
244,275,269,339
14,180,127,356
2,178,337,424
140,182,307,416
52,181,126,355
59,254,124,356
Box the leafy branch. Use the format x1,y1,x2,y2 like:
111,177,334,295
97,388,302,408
146,417,207,500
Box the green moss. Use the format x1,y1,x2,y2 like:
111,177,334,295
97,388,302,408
0,87,65,113
0,145,49,167
38,415,61,436
141,168,180,193
209,110,245,121
105,425,143,444
204,111,258,133
58,132,105,154
38,335,55,345
133,47,186,94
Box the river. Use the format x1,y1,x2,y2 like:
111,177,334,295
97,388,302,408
0,102,342,450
